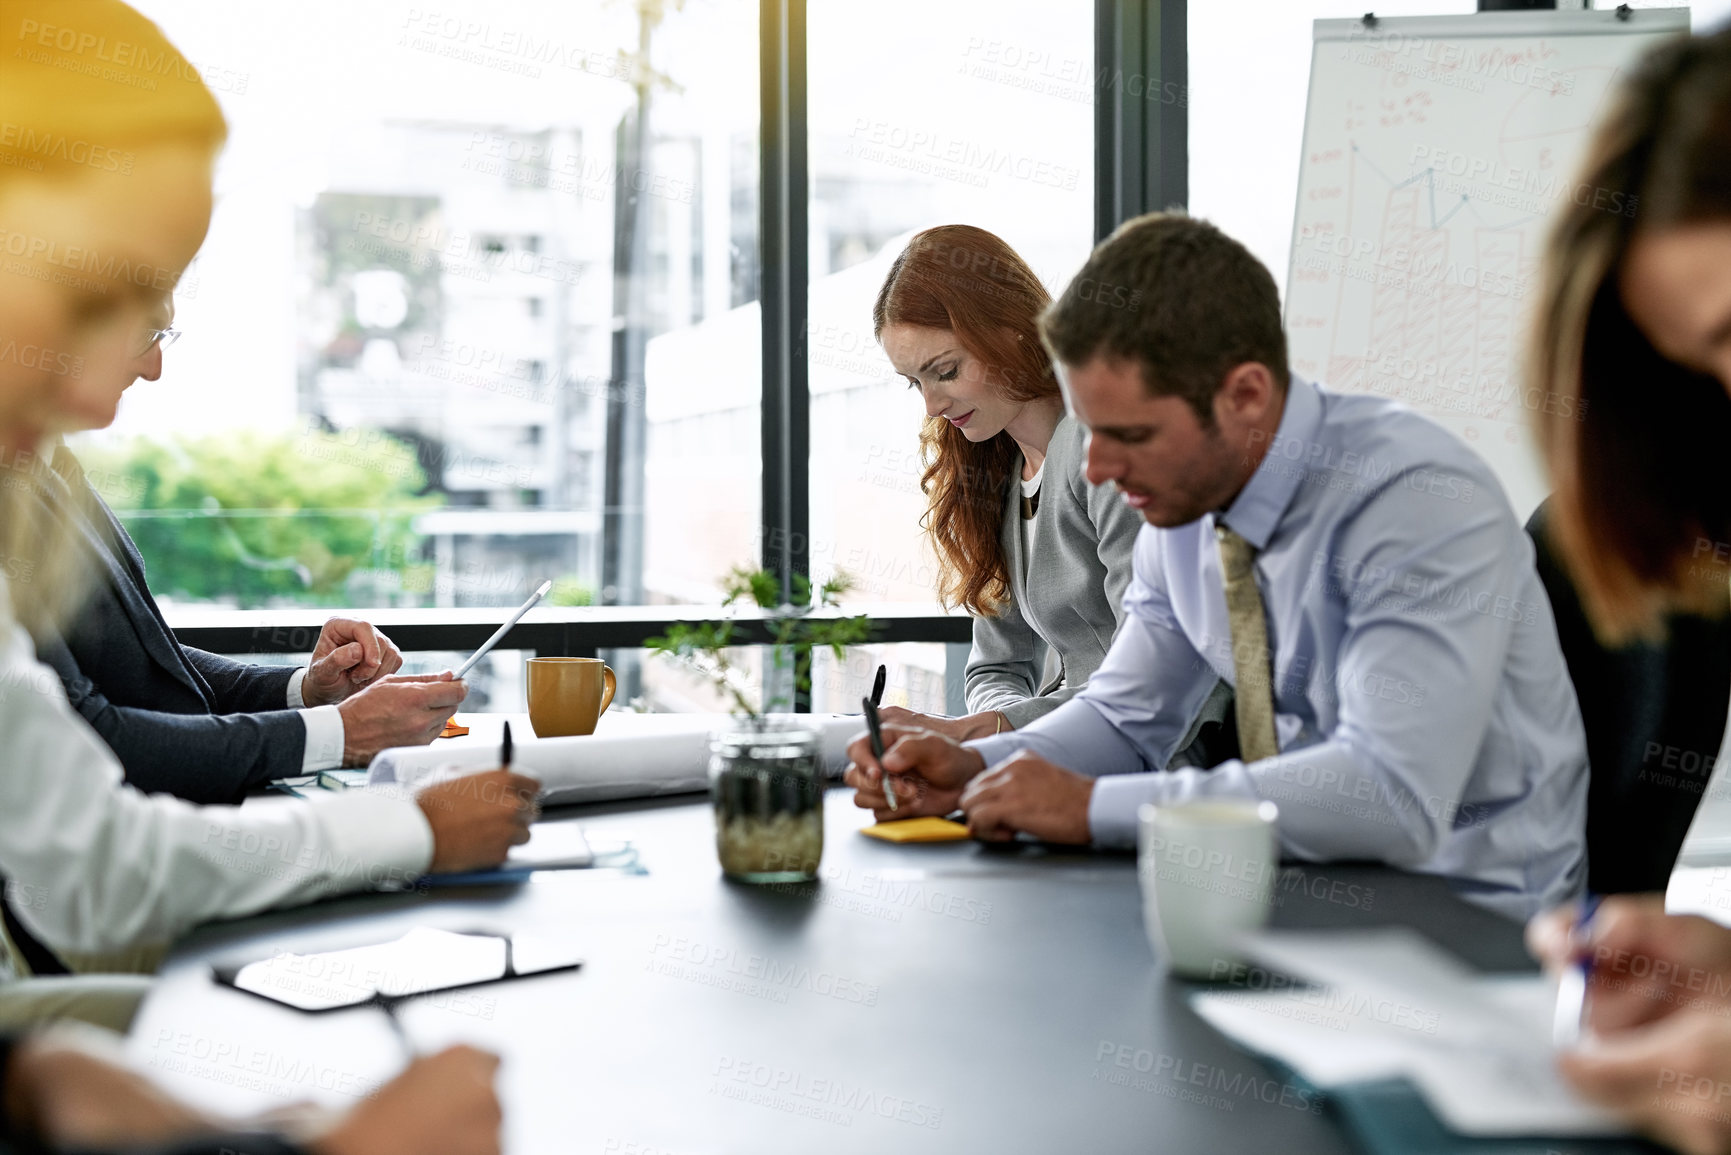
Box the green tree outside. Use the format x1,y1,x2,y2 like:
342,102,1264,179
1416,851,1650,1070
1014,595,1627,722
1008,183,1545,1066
78,428,439,608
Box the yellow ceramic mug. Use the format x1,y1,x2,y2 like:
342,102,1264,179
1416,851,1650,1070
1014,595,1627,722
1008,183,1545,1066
526,657,617,737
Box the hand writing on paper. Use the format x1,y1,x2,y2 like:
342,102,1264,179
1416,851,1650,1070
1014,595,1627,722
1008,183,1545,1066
416,770,540,873
313,1045,503,1155
1527,895,1731,1034
1557,1012,1731,1155
844,723,984,821
959,751,1094,845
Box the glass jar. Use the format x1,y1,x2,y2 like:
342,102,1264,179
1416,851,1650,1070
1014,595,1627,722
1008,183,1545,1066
710,718,824,883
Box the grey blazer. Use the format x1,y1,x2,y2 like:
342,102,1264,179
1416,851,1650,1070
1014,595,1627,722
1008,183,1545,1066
965,415,1144,727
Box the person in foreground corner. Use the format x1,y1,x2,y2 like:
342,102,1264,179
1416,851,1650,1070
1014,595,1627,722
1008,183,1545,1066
23,290,465,804
869,226,1228,747
0,0,537,1033
0,1023,502,1155
847,211,1588,920
1523,29,1731,1155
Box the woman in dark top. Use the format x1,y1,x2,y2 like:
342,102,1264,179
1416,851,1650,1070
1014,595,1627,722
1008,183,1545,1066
1524,26,1731,1155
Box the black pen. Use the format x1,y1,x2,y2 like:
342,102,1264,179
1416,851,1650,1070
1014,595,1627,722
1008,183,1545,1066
501,720,513,770
870,663,887,708
861,696,896,812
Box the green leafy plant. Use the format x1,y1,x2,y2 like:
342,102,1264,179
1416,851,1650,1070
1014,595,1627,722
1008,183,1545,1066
646,566,873,718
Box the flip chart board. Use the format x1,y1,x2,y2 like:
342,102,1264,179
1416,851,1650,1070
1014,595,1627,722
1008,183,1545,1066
1286,7,1689,517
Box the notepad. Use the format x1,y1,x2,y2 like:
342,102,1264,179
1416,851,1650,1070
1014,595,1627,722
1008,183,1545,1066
860,817,971,843
1190,929,1630,1138
218,927,582,1012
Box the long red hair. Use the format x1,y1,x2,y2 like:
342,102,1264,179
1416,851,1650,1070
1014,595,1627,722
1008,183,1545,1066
873,226,1059,616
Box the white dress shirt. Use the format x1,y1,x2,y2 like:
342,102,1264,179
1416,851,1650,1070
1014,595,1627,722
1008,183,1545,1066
0,575,433,959
967,376,1588,919
286,668,346,771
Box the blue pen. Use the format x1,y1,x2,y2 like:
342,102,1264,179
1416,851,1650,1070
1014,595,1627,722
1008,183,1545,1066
1552,893,1602,1048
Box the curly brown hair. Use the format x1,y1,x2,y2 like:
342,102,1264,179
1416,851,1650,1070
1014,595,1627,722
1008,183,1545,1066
873,226,1060,616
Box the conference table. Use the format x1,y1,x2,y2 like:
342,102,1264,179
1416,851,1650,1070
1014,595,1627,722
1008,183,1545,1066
130,716,1548,1155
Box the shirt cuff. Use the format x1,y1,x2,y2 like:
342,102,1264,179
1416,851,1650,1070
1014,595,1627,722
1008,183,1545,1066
1087,773,1174,849
311,790,435,880
964,732,1024,769
286,666,309,708
299,706,346,772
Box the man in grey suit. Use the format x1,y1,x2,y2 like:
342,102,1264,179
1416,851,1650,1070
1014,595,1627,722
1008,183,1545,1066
28,295,465,804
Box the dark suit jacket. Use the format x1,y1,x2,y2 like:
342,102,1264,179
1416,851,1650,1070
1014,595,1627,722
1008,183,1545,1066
28,448,309,803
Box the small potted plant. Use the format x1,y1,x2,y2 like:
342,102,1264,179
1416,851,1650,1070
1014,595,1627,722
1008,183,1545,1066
647,567,871,883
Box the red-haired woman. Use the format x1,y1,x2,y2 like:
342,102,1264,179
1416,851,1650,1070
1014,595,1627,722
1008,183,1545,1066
870,225,1149,740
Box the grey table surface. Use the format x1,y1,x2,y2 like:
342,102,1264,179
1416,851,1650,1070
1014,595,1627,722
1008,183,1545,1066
128,788,1535,1155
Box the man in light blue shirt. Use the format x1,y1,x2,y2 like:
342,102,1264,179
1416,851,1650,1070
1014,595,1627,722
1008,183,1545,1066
847,213,1587,918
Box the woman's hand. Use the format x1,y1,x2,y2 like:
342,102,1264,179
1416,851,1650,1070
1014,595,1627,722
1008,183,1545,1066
1561,1010,1731,1155
875,706,1009,743
313,1046,502,1155
1528,896,1731,1034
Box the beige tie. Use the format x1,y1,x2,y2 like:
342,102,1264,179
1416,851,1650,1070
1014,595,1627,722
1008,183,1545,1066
1216,523,1280,763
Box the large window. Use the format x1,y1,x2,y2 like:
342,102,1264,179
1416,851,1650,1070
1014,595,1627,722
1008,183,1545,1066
74,0,763,708
82,0,760,618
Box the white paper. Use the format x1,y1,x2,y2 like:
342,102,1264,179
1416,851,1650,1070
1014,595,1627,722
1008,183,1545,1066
1191,929,1630,1138
503,822,593,870
1240,928,1529,1051
367,712,866,805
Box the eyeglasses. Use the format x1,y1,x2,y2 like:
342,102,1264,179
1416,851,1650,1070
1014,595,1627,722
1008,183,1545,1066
135,327,182,357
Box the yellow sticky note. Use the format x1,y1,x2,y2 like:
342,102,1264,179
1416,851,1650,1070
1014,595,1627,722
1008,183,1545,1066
860,817,971,843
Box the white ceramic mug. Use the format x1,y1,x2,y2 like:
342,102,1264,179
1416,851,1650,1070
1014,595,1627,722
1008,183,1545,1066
1138,799,1279,978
